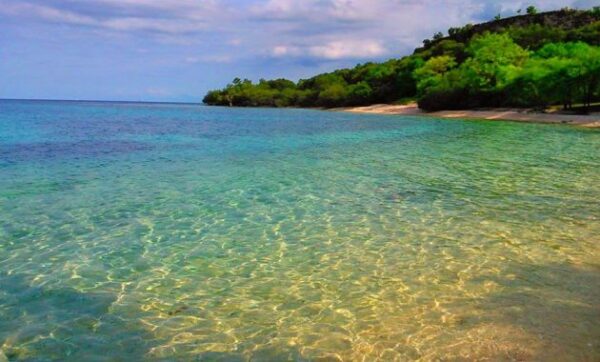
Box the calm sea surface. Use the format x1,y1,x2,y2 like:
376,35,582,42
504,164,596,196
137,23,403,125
0,100,599,361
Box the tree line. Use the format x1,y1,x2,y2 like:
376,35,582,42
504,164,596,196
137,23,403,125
203,8,600,112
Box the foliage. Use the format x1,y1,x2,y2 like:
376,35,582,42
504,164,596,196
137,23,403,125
203,9,600,112
414,55,457,95
419,38,600,111
514,42,600,109
527,6,538,15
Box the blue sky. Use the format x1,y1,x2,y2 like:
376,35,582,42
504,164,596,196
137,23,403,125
1,0,595,102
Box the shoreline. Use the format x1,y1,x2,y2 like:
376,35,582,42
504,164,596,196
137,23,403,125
340,104,600,128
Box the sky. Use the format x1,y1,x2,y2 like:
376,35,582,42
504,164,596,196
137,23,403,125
0,0,596,102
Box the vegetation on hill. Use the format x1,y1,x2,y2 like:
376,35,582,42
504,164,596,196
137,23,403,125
203,8,600,112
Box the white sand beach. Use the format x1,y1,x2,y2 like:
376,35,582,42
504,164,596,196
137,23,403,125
343,104,600,128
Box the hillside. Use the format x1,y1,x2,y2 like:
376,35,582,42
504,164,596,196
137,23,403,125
203,8,600,112
417,8,600,53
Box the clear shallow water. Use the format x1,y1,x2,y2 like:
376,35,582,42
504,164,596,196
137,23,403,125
0,99,599,361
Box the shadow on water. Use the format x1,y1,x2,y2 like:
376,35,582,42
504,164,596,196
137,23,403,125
0,273,307,361
147,261,600,361
1,263,598,361
0,273,155,361
439,261,600,361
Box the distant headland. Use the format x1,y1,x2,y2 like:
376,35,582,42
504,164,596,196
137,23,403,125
203,7,600,123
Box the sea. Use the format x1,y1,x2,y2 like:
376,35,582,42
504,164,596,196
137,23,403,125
1,99,599,360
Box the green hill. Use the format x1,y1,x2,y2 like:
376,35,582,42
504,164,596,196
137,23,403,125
203,7,600,112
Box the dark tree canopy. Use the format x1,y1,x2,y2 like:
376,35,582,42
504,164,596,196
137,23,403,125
527,6,538,15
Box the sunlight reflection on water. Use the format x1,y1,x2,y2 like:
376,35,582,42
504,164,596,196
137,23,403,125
0,100,599,360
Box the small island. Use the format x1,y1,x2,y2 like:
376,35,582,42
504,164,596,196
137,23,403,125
203,7,600,124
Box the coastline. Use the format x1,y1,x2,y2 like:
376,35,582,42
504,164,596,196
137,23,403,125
341,104,600,128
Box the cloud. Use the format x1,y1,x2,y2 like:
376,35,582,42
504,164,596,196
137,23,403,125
0,0,221,34
1,2,97,26
271,45,296,57
250,0,379,22
310,40,387,59
2,0,594,101
272,40,387,60
1,0,596,65
185,55,232,63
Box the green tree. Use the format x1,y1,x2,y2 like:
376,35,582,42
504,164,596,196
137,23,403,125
459,33,528,91
318,84,349,107
536,42,600,110
347,82,373,105
396,56,424,99
414,55,457,95
506,24,566,49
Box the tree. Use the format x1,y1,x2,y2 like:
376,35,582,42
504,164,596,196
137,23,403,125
508,57,568,107
262,78,296,91
536,42,600,111
362,61,400,102
395,56,424,99
505,42,600,110
506,24,566,50
202,90,225,105
318,84,349,107
347,82,373,105
459,33,529,91
526,6,537,15
414,55,457,95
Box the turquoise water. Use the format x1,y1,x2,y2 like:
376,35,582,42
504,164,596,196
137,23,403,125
0,100,599,361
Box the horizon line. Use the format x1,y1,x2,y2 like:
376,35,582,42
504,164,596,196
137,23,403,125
0,98,203,106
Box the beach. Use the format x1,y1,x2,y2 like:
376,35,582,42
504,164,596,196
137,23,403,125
343,103,600,128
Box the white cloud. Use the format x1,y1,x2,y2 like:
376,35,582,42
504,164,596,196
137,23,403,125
1,0,595,63
270,39,388,60
185,55,232,63
102,17,207,33
309,40,387,59
251,0,385,22
271,45,297,57
0,2,97,26
0,0,222,34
